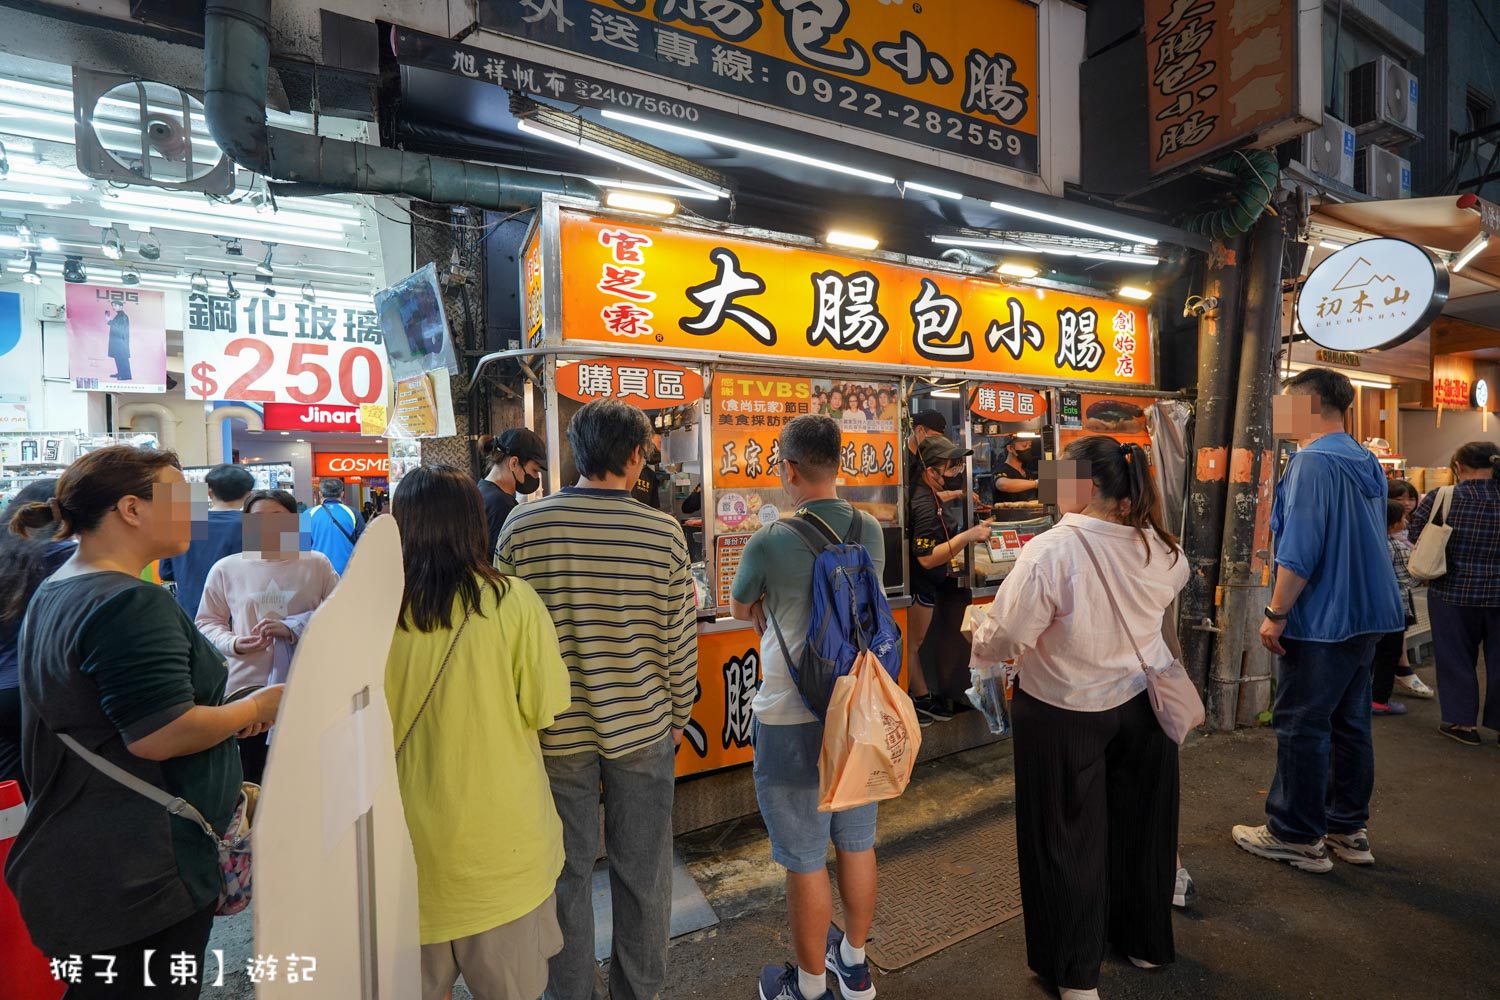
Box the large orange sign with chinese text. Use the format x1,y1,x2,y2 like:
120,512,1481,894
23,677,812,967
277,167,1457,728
558,212,1153,385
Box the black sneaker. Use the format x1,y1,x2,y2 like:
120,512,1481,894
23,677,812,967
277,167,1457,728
912,695,953,724
1440,724,1481,746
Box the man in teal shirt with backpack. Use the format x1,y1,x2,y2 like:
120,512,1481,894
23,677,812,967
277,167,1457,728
732,414,892,1000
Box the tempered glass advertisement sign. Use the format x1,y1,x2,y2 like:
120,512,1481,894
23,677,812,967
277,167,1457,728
557,211,1154,384
468,0,1040,173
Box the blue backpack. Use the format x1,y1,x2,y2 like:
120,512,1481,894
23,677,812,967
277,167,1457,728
767,508,903,720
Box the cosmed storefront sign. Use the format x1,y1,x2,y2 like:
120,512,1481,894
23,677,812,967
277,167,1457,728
553,211,1154,384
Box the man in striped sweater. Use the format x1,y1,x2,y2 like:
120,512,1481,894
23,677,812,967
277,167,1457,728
496,399,698,1000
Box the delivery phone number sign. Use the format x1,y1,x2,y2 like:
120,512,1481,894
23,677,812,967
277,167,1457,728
182,292,390,408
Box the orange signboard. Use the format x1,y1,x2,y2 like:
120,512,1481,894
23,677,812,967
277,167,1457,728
1146,0,1298,174
558,211,1153,384
556,358,705,406
970,382,1048,422
712,374,900,491
523,224,544,348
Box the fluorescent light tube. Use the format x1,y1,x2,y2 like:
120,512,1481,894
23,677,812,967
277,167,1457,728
1117,285,1153,301
989,199,1160,246
1318,240,1347,250
905,181,963,200
826,230,879,251
931,235,1160,265
930,389,960,399
995,262,1040,278
592,177,723,201
1453,232,1490,273
603,191,678,216
517,119,727,196
602,110,897,184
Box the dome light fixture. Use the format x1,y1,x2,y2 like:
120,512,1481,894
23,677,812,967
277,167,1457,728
225,272,240,300
190,270,209,294
121,267,141,286
101,226,124,260
137,232,162,261
22,253,41,285
256,243,276,277
63,255,87,283
300,281,316,303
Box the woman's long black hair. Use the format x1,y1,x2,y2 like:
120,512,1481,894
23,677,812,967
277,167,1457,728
1062,435,1180,563
392,465,509,632
0,478,62,627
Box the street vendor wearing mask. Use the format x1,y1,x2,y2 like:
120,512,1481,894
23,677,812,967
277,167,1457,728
995,435,1042,503
907,435,994,725
477,428,547,557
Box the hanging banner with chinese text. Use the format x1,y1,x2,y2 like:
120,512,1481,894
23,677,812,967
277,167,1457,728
969,382,1047,422
182,290,391,408
556,357,705,406
470,0,1039,174
66,285,168,393
558,211,1153,384
712,373,900,491
1145,0,1302,175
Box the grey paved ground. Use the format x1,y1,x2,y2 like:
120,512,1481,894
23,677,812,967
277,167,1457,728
211,665,1500,998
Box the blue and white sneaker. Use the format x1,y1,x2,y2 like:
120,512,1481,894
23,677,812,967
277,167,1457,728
759,963,829,1000
824,926,876,1000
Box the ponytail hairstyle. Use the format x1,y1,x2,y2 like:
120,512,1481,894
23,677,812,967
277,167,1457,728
0,478,63,626
477,434,510,471
1450,440,1500,480
6,445,181,541
1062,435,1180,563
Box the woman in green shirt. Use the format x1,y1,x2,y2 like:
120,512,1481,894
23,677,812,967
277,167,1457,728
4,445,282,997
385,465,572,1000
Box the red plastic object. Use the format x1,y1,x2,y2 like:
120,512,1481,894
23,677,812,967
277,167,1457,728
0,780,64,1000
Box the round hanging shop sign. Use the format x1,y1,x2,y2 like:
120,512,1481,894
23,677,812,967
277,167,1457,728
1476,379,1490,409
1295,238,1448,352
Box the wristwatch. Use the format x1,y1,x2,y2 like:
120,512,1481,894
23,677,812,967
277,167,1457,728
1263,606,1289,622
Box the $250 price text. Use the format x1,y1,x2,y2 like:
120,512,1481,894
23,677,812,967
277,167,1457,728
184,334,388,408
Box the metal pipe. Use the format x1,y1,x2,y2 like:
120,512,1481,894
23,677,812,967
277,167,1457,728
1209,212,1284,730
202,0,597,208
1178,234,1247,696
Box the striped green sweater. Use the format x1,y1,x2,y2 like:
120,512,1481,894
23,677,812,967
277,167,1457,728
496,487,698,758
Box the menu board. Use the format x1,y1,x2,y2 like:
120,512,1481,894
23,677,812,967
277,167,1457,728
715,533,749,609
1057,393,1153,450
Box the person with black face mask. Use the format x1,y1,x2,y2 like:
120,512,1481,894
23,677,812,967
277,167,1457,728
478,428,547,557
995,435,1041,503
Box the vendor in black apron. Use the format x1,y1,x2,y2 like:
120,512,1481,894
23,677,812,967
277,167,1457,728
992,435,1041,516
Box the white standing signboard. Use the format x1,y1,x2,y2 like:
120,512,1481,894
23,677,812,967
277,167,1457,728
253,516,420,999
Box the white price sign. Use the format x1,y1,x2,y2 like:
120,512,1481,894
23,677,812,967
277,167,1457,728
181,292,390,408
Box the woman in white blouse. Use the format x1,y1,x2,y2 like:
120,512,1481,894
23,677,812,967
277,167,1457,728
972,436,1189,1000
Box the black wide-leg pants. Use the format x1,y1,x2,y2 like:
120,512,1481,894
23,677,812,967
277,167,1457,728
1011,685,1179,991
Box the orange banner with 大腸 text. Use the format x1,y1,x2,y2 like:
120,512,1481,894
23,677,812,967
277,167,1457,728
557,212,1154,385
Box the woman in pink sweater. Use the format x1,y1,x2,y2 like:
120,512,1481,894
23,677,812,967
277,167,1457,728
196,488,339,782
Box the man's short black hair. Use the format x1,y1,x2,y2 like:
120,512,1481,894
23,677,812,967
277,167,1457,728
568,399,653,480
912,409,946,432
1284,367,1355,415
320,478,347,500
781,414,841,483
204,464,255,503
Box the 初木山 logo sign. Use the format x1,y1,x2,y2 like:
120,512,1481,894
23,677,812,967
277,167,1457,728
1295,239,1447,352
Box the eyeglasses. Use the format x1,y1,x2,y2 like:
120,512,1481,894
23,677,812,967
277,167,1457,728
768,457,799,471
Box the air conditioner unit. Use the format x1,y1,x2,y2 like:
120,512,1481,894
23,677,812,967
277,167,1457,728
1355,145,1411,199
1302,113,1356,187
1347,56,1419,135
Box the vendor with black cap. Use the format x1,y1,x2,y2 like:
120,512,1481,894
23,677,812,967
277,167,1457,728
905,409,948,492
993,434,1041,502
906,435,994,725
477,427,547,555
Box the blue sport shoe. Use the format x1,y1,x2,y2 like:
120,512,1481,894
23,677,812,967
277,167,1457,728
824,926,876,1000
759,963,830,1000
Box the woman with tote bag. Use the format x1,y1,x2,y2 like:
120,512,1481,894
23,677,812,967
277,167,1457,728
1407,441,1500,746
971,436,1191,1000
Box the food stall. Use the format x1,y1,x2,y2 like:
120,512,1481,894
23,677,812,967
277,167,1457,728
482,196,1172,778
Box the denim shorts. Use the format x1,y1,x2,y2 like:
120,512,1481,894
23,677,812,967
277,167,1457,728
752,718,879,874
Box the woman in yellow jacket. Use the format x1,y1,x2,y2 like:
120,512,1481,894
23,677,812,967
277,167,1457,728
385,464,572,1000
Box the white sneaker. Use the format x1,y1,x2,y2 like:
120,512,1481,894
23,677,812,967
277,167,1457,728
1172,866,1196,908
1232,824,1334,873
1130,957,1161,969
1325,829,1375,865
1394,674,1435,699
1060,990,1100,1000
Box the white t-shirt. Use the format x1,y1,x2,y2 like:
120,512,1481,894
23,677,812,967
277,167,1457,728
972,513,1189,712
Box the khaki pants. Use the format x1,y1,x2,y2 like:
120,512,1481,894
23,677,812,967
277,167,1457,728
421,893,562,1000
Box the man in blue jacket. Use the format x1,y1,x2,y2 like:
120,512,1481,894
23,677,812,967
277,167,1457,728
161,463,253,614
1234,368,1403,873
304,477,365,575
